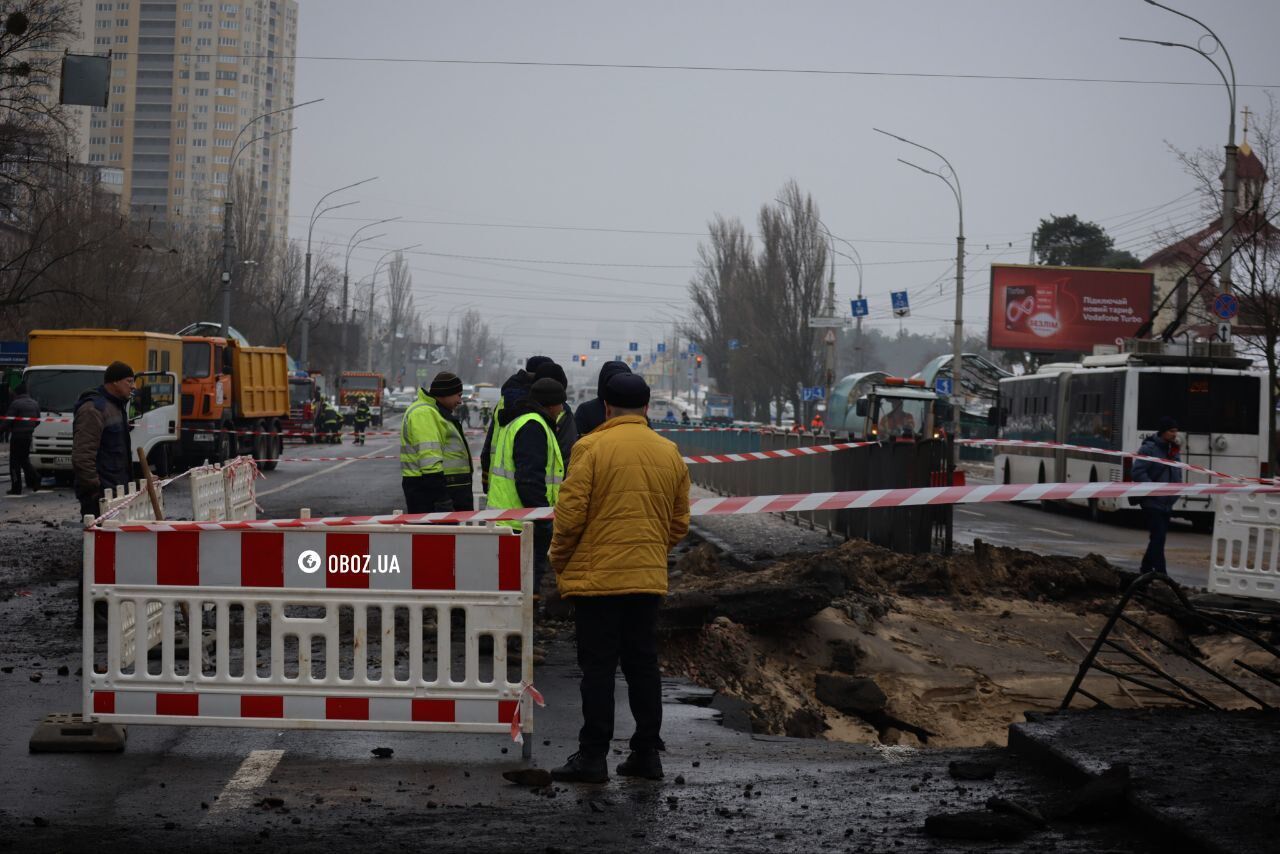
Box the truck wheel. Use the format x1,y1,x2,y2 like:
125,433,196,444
260,423,281,472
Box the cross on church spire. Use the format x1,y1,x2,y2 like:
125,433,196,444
1241,106,1254,144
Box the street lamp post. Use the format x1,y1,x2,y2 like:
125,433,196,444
301,176,377,368
219,98,321,337
363,243,423,373
1122,1,1238,295
339,217,400,382
874,128,965,462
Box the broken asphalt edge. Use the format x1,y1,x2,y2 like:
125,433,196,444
1007,712,1226,854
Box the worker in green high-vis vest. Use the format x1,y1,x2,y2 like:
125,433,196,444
487,377,566,597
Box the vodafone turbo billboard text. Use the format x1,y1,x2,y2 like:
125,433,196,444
988,264,1153,352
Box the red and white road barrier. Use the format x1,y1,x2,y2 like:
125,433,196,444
85,523,541,750
681,441,876,465
960,438,1263,484
99,480,1279,533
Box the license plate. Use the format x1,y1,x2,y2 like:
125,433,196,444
193,432,215,442
54,456,71,466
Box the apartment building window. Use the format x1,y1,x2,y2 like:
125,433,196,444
112,103,125,112
215,103,235,113
196,104,208,113
176,119,187,128
113,67,125,77
193,155,206,164
220,3,239,12
89,136,106,145
116,2,130,8
111,85,125,94
173,187,183,196
197,37,211,46
215,121,233,131
90,119,106,129
217,37,237,47
112,118,124,127
95,36,111,46
174,171,184,180
211,188,224,199
110,135,123,144
214,154,230,164
217,87,236,97
200,3,213,11
195,87,208,96
214,172,227,184
193,121,207,130
191,138,206,147
97,2,112,10
198,20,212,29
116,18,128,26
97,19,112,28
214,137,230,148
182,19,191,27
220,20,238,30
216,70,237,80
180,36,191,44
114,35,128,43
109,152,122,161
175,153,185,162
89,153,105,162
177,103,188,112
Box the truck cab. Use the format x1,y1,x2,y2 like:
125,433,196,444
851,378,952,443
337,372,385,426
180,336,287,467
284,372,318,443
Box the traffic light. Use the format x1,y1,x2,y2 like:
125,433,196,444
695,355,703,367
579,354,587,366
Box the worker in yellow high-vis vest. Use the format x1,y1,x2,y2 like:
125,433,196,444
487,376,565,595
401,371,474,513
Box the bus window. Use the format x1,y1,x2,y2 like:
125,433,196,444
1137,373,1260,435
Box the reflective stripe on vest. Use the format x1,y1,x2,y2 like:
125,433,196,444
486,411,564,527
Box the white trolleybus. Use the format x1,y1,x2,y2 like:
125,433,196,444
992,343,1268,530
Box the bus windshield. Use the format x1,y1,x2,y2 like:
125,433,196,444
23,368,103,414
1137,373,1260,435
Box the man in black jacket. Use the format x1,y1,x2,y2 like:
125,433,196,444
534,361,577,464
574,360,631,437
72,361,135,519
3,382,41,495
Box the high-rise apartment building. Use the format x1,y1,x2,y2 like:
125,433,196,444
78,0,298,233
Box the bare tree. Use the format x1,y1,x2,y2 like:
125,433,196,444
687,215,755,403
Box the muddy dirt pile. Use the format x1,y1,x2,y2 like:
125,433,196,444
660,538,1174,748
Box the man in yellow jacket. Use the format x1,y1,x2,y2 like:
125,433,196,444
549,373,690,784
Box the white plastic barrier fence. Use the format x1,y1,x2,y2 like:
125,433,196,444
190,465,228,522
95,481,166,668
83,522,539,752
224,457,258,520
1210,493,1280,601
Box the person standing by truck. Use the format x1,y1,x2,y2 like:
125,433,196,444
3,382,41,495
72,361,135,519
1131,416,1182,576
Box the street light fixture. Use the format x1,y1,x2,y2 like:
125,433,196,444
219,98,322,336
1122,0,1238,294
339,217,401,380
301,176,378,367
873,127,965,461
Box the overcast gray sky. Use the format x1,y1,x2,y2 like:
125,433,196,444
286,0,1280,372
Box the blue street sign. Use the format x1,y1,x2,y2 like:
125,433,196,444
890,291,910,318
728,338,740,350
629,342,639,352
850,298,868,318
614,354,622,362
934,377,953,396
657,342,666,353
688,343,699,354
801,386,826,402
634,355,642,365
1213,292,1239,320
570,354,577,363
590,340,600,350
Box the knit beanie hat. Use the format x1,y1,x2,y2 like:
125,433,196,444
530,377,567,407
534,361,568,389
1156,415,1178,434
104,361,135,383
595,360,631,397
525,355,553,373
604,373,650,409
429,371,463,397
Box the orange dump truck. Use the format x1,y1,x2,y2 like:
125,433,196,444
180,336,288,469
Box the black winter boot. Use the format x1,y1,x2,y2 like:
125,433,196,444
616,750,663,780
550,751,608,784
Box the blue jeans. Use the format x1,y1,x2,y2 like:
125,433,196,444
1140,506,1170,574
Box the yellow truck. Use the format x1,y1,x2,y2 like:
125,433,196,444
179,336,288,469
23,330,184,480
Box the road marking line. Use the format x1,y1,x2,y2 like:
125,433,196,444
259,441,394,498
1032,527,1070,537
202,748,285,819
956,508,984,518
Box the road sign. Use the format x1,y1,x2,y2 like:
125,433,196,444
1213,292,1239,320
728,338,740,350
934,377,953,395
1217,322,1232,343
614,354,622,362
688,343,699,354
633,354,642,365
657,342,666,353
808,316,844,328
629,342,639,352
891,291,910,318
570,354,577,363
823,329,837,344
851,298,868,318
590,340,600,350
801,386,826,402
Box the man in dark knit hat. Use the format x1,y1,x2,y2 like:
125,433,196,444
488,376,566,596
401,371,473,513
481,355,553,490
574,360,631,437
550,373,690,784
534,360,578,463
72,360,136,519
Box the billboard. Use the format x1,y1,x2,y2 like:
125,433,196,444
988,264,1153,352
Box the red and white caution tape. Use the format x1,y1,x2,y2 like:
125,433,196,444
959,438,1262,483
103,480,1277,533
681,441,876,464
509,682,546,745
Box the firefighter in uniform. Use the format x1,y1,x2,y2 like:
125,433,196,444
353,395,372,446
401,372,474,513
320,400,343,444
487,377,565,595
